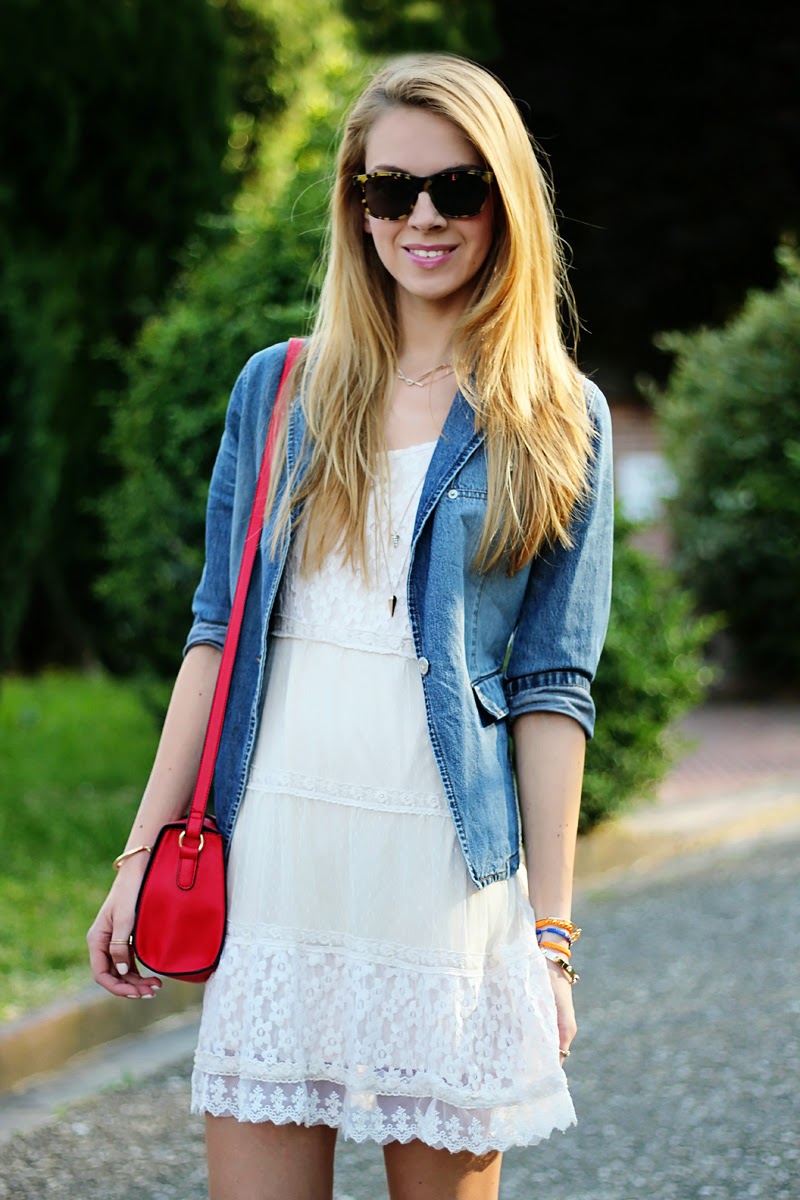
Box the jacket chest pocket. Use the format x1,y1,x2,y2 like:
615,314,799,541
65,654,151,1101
439,461,489,555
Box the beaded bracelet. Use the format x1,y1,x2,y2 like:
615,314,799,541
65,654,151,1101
536,924,575,946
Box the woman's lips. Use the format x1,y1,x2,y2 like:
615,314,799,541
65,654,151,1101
403,245,457,268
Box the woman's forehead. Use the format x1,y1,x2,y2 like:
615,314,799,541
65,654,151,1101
363,106,481,174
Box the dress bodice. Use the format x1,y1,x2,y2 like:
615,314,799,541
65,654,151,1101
272,441,436,658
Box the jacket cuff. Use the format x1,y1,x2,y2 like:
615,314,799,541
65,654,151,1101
505,670,596,738
183,619,229,658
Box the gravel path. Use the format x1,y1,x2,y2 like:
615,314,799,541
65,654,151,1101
2,836,798,1200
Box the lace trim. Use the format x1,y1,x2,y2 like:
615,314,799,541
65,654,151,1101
245,766,448,818
223,920,538,976
191,930,574,1151
191,1076,576,1153
271,613,416,658
194,1051,561,1106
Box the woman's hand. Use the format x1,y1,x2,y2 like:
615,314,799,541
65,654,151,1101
86,647,223,999
86,859,162,999
545,959,577,1066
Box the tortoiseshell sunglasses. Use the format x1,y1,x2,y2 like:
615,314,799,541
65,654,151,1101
352,168,494,220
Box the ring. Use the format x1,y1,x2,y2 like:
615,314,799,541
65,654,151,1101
559,1048,570,1057
110,939,131,945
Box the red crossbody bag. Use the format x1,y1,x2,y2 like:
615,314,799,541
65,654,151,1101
131,339,303,982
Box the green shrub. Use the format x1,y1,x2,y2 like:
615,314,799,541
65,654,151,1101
97,26,366,676
581,515,717,832
97,227,316,676
651,247,800,687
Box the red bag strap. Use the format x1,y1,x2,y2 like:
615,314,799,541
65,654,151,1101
183,339,304,847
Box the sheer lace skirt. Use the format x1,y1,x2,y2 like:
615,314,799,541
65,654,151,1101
191,635,575,1153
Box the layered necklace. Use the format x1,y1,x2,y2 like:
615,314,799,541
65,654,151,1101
375,459,429,618
377,358,449,614
396,362,453,388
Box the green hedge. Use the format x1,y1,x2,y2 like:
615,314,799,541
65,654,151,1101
581,515,717,831
652,247,800,687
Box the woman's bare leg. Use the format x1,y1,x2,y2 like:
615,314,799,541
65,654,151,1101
384,1139,502,1200
206,1116,337,1200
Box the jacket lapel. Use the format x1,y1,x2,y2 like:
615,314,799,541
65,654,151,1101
413,388,485,543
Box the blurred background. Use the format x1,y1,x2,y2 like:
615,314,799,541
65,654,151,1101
1,0,798,1042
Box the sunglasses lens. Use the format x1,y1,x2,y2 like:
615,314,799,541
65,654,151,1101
430,172,490,217
360,171,491,219
363,175,417,220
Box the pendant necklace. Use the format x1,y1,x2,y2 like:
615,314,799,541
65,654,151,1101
375,465,427,617
397,362,454,388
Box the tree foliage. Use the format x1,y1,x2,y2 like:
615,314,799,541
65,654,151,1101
97,95,353,675
652,248,800,687
341,0,496,57
0,0,240,669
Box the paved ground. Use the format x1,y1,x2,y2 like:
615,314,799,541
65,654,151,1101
2,833,798,1200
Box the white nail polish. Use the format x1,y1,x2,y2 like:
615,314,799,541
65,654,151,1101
142,993,154,999
116,963,128,975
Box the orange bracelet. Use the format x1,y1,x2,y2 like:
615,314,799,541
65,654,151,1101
535,918,582,944
539,940,572,958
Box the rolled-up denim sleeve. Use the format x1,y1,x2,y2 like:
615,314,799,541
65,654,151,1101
504,381,614,738
182,360,250,656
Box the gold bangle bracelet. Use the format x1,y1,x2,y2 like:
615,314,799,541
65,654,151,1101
540,947,580,984
113,845,152,871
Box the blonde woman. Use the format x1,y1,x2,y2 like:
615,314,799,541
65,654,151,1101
89,53,613,1200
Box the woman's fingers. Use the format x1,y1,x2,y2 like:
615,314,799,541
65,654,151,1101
86,907,162,998
108,925,133,976
108,926,162,997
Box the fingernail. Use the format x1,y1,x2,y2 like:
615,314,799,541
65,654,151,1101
125,994,140,999
116,963,129,975
142,993,154,1000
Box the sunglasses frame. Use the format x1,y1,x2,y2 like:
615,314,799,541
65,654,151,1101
352,168,494,221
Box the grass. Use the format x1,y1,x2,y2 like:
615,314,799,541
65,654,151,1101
0,671,159,1023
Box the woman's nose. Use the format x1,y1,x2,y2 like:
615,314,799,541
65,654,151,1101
408,189,446,228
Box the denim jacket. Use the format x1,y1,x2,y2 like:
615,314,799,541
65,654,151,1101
185,342,614,888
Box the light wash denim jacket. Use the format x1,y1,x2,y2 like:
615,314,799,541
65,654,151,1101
184,342,614,888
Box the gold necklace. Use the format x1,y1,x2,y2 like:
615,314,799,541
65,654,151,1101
396,362,454,388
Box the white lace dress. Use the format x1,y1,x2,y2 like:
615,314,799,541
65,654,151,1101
191,440,576,1153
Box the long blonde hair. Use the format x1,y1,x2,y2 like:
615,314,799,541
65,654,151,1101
270,53,592,575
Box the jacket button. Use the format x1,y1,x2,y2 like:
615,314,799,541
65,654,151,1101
447,488,459,499
418,656,430,675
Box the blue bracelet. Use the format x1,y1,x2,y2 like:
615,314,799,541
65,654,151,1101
536,925,573,945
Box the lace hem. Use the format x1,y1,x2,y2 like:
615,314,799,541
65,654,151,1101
244,766,448,818
191,1075,576,1153
192,927,570,1150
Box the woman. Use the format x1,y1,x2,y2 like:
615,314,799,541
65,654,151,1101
88,53,613,1200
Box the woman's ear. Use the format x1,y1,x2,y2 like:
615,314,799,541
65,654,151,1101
363,211,372,235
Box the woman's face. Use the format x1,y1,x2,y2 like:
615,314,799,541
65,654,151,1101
361,105,495,315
